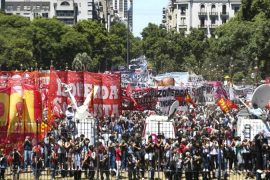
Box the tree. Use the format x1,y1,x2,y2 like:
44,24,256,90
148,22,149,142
30,18,68,68
60,29,91,66
74,20,108,71
142,23,189,73
238,0,270,20
0,14,33,70
72,52,97,71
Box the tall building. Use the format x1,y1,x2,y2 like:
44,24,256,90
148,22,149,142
112,0,133,31
162,0,241,37
4,0,97,24
0,0,4,11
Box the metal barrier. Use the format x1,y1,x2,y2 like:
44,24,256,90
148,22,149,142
0,168,256,179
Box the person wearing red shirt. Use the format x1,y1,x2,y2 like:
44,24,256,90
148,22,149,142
115,143,122,178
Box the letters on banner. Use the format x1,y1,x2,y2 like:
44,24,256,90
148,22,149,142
48,69,121,120
123,86,188,114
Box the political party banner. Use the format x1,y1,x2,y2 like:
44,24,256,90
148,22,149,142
122,87,158,111
48,69,121,120
0,72,44,144
132,88,158,111
157,87,189,114
123,86,189,112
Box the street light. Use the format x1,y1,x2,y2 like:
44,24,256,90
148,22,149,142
254,65,258,87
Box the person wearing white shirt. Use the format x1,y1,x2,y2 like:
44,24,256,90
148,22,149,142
249,103,265,119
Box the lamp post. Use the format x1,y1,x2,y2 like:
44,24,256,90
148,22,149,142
50,60,53,68
126,8,130,66
254,57,259,87
254,65,258,87
229,57,234,81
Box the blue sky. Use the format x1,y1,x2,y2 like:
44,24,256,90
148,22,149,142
133,0,168,37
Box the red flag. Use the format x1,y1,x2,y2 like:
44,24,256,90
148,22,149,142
217,97,230,113
126,83,133,97
226,99,238,109
48,68,58,124
48,68,67,124
176,96,185,103
52,102,64,118
185,94,197,107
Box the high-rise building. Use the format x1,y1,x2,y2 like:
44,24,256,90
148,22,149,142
112,0,133,31
3,0,132,29
4,0,97,24
162,0,241,37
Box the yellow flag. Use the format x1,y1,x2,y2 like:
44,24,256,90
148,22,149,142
0,88,10,127
8,92,24,134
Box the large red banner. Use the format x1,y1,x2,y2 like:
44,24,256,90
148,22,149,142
48,69,122,120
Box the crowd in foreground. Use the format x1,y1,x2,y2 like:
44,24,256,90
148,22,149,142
0,104,270,180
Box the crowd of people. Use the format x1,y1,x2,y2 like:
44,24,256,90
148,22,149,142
0,104,269,180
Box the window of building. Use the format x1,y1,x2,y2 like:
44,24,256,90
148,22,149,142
119,0,123,12
88,2,92,6
27,6,31,11
124,0,127,11
200,4,205,12
36,6,40,10
60,1,70,6
234,6,240,13
42,13,48,18
24,6,27,10
88,10,92,15
180,17,186,25
43,6,49,11
222,5,227,13
211,4,216,12
222,19,227,24
17,6,20,11
200,18,205,26
180,7,186,15
211,17,216,24
6,6,13,11
56,10,74,16
114,0,117,9
60,19,74,24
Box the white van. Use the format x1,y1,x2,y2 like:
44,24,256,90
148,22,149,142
143,115,176,143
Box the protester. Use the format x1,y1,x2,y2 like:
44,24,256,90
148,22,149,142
11,148,22,180
0,103,269,180
0,149,7,180
23,136,32,171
